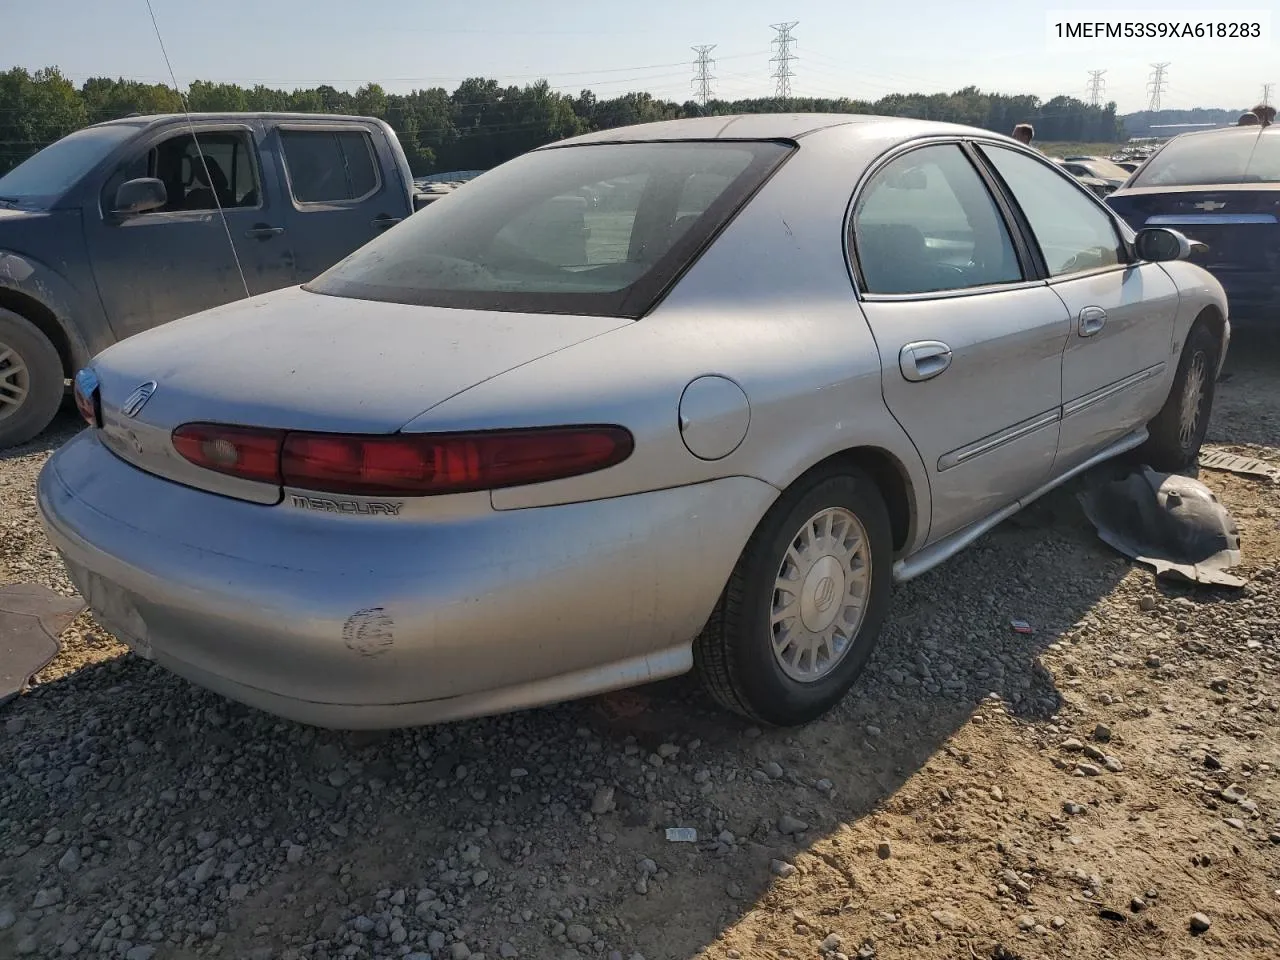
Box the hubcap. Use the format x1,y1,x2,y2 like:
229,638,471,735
1178,350,1207,449
770,506,872,684
0,341,30,423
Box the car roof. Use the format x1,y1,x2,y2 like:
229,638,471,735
545,113,1011,148
92,112,381,129
1159,123,1278,143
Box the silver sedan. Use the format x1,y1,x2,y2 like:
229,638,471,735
38,114,1229,729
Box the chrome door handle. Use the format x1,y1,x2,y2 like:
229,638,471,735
244,224,285,239
1079,306,1108,336
900,340,953,382
371,216,403,230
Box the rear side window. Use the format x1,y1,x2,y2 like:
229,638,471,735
279,129,380,203
1133,129,1280,186
853,144,1023,295
305,140,793,318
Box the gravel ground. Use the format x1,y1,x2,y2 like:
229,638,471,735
1,334,1278,960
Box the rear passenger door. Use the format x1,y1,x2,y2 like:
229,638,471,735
977,144,1180,473
272,124,403,282
851,142,1072,544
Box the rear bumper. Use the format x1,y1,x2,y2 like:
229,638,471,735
37,431,777,728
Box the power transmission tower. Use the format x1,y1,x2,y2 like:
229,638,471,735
770,21,799,99
1263,82,1275,106
692,45,716,107
1086,69,1107,107
1146,62,1169,112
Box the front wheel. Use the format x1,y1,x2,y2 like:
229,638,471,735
694,466,894,726
0,308,65,450
1139,320,1220,472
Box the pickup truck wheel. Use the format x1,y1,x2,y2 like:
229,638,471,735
694,466,894,726
1140,319,1220,472
0,308,65,450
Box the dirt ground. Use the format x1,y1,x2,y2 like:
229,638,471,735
1,334,1277,960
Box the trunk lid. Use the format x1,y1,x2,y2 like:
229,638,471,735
89,285,629,500
1107,184,1280,279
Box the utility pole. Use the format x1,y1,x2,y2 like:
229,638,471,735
692,45,716,107
1086,69,1106,107
1146,62,1169,112
1263,82,1275,106
770,21,799,100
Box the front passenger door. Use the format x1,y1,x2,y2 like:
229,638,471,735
979,145,1180,472
851,143,1072,544
86,123,296,341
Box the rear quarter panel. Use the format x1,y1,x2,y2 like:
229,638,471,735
403,128,932,553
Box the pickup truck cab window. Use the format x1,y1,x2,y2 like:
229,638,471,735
279,129,380,204
101,130,262,215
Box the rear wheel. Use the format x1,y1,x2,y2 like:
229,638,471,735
0,308,65,450
694,466,894,726
1140,320,1220,471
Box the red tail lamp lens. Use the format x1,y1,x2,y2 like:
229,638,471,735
281,427,634,496
171,423,284,484
170,424,634,495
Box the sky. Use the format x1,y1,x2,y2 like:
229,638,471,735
9,0,1277,114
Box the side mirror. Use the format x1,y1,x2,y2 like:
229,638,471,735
113,178,167,217
1134,227,1205,262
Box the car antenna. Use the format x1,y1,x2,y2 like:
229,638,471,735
143,0,250,301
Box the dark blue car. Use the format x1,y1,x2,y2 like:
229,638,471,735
1107,124,1279,324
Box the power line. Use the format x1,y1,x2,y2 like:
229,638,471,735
1146,62,1169,112
770,21,799,100
1086,69,1106,107
692,45,716,107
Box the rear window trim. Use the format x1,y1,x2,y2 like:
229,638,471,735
303,138,797,320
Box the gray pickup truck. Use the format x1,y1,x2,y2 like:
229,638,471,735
0,112,427,448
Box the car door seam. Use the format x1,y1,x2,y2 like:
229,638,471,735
1061,362,1166,418
937,406,1062,472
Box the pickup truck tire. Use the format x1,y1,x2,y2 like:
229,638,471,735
0,308,65,450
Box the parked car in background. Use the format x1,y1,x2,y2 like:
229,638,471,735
1106,124,1279,323
40,115,1228,732
1060,156,1133,190
1052,159,1116,198
0,112,429,449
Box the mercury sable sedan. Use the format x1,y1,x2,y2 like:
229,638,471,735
38,114,1229,730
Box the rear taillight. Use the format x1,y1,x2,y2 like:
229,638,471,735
170,424,634,495
171,423,285,485
73,369,100,427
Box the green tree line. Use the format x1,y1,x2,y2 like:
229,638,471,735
1,66,1126,176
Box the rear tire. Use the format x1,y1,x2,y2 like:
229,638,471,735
694,466,894,726
0,308,65,450
1139,320,1220,472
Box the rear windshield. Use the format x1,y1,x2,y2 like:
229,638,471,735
305,140,792,318
0,124,140,205
1132,129,1280,187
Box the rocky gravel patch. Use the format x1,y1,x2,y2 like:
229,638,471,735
2,338,1278,960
